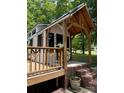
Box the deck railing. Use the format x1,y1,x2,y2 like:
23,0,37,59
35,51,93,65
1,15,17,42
27,46,64,77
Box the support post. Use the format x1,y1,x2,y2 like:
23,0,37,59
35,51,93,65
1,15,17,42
63,21,68,89
87,32,92,64
70,37,72,60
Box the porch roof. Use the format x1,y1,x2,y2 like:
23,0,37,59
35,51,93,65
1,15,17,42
40,3,94,36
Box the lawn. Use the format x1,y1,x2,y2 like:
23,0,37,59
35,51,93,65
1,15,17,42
72,52,97,67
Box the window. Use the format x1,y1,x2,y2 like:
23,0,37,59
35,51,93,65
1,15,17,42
37,34,43,46
29,39,33,46
49,33,54,47
32,29,36,35
56,34,63,45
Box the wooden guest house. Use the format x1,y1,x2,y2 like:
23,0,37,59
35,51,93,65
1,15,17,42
27,3,94,92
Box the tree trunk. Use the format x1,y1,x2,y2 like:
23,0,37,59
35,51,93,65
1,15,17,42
82,35,85,54
88,32,92,64
81,33,85,54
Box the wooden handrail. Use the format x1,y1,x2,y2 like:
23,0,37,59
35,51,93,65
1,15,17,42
27,46,63,50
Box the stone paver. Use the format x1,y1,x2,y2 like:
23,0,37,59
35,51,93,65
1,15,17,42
52,87,94,93
66,87,94,93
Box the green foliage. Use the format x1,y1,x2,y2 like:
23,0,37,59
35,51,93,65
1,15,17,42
72,53,97,67
72,33,88,54
27,0,97,31
27,0,56,31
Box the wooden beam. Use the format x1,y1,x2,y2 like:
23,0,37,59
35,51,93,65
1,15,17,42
27,70,65,86
81,7,94,29
67,24,72,30
70,21,85,30
62,21,68,89
70,21,89,37
63,21,67,69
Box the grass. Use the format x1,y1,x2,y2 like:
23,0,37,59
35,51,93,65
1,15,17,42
72,52,97,67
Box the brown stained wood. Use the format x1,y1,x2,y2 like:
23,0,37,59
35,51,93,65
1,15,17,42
51,49,54,67
58,50,61,66
28,66,63,76
63,21,68,89
81,6,94,29
63,21,67,69
73,12,80,25
67,24,72,30
43,49,45,70
70,20,89,38
39,49,41,70
80,10,90,32
78,11,90,36
49,49,52,67
79,11,85,24
27,46,62,50
59,50,62,66
61,49,63,66
45,49,48,69
55,50,57,67
29,59,32,72
27,69,65,86
30,50,32,72
50,49,54,67
34,51,37,71
70,21,86,31
27,62,42,73
68,26,75,36
87,32,92,64
27,47,64,74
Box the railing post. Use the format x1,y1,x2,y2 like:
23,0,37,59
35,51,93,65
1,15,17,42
30,49,32,72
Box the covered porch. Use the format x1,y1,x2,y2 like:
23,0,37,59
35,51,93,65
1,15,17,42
27,4,95,92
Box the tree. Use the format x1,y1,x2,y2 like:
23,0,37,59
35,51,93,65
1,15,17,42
79,33,87,54
72,35,80,53
27,0,56,31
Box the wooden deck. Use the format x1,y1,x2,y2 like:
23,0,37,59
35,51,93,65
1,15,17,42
27,46,65,86
27,61,64,86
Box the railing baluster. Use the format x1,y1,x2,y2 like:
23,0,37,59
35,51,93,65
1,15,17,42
45,49,48,70
59,49,62,66
61,49,63,67
34,49,37,71
49,49,52,67
51,49,54,67
39,48,41,70
55,49,57,67
43,49,44,70
58,49,60,66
